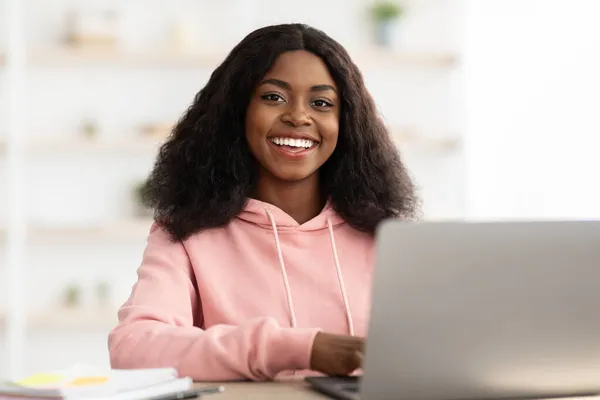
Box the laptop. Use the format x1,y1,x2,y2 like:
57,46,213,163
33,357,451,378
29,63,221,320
307,220,600,400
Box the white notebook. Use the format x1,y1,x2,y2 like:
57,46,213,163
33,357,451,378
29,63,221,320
0,364,193,400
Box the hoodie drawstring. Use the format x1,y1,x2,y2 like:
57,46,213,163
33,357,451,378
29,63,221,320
265,209,355,337
327,218,355,337
265,209,298,329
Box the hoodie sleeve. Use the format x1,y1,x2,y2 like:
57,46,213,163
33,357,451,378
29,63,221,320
108,223,320,381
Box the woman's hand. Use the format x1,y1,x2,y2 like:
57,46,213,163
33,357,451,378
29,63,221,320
309,332,364,376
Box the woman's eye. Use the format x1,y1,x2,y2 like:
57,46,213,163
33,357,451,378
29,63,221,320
261,94,284,102
312,99,333,108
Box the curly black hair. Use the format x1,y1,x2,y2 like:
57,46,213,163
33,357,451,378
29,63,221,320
142,23,420,242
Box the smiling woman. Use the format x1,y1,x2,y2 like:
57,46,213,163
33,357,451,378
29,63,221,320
108,23,419,382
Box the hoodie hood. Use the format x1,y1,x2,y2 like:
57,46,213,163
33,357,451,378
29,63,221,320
237,198,346,231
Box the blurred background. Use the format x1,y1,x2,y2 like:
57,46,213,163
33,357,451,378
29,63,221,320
0,0,598,379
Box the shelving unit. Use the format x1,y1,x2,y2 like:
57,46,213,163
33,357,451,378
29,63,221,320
0,0,465,379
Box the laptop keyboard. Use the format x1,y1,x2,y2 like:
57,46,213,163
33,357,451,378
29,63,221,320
306,375,362,399
331,376,361,393
338,382,360,393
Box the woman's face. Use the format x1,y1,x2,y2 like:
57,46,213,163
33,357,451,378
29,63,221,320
245,50,340,183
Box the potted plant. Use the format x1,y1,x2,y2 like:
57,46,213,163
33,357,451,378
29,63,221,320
81,118,99,139
95,280,111,308
370,1,405,47
63,284,81,308
132,179,153,218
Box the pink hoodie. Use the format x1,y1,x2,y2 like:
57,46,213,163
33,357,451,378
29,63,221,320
108,198,375,381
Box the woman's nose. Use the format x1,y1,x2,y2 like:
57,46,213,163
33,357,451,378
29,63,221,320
280,104,312,127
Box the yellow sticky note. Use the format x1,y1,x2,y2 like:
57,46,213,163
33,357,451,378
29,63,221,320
15,373,65,387
67,377,109,387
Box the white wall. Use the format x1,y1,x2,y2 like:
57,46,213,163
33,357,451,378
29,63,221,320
464,0,600,220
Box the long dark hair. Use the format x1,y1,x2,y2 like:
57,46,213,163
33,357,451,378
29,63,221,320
142,23,419,241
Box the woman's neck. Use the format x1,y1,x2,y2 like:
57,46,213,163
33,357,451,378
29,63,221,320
252,173,325,225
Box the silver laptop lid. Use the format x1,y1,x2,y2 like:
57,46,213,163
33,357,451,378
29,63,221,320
361,220,600,400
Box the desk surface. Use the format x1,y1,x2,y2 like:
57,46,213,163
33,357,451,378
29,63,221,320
194,379,327,399
195,381,600,400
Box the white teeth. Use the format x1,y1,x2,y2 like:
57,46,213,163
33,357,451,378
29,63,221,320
270,137,315,149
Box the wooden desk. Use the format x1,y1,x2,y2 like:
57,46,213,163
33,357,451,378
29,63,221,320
194,379,328,399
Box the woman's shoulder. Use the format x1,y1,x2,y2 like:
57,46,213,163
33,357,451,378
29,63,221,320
147,220,229,244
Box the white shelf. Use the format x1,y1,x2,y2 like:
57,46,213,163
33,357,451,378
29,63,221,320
27,48,226,68
0,136,165,155
0,47,458,69
350,48,458,68
0,218,154,243
0,308,118,330
0,48,221,68
394,132,462,152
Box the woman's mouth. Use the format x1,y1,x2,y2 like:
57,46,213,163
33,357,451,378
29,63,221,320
267,136,319,158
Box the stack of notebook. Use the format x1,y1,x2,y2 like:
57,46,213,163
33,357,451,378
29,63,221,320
0,364,198,400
